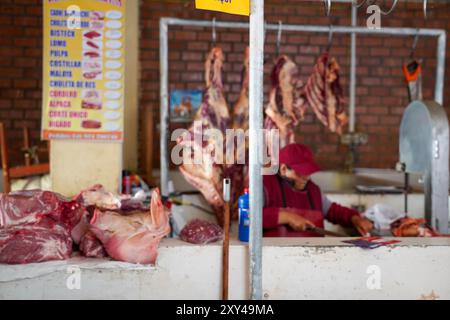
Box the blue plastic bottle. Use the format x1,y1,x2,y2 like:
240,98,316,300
238,188,250,242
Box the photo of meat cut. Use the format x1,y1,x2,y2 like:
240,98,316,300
83,40,102,50
90,11,105,20
90,21,104,30
82,90,101,100
83,50,102,59
81,120,102,129
81,99,102,110
83,30,103,40
83,61,103,70
83,70,102,80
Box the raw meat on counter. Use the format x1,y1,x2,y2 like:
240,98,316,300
0,190,84,264
391,218,438,237
176,47,230,224
179,219,223,245
303,52,348,134
0,190,85,229
0,187,169,264
0,217,72,264
79,230,107,258
75,184,121,210
90,189,170,264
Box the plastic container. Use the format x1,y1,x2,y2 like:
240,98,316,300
122,170,132,195
238,188,250,242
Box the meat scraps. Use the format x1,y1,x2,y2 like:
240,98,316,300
391,218,438,237
75,184,121,210
176,47,231,224
89,188,170,264
179,219,223,245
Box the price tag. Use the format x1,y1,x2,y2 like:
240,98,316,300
195,0,250,16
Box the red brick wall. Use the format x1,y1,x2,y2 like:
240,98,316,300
1,0,450,173
1,0,43,165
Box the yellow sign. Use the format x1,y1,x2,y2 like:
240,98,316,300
195,0,250,16
42,0,126,142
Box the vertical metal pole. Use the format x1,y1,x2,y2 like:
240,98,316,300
434,32,446,105
160,19,169,197
249,0,264,300
349,1,357,132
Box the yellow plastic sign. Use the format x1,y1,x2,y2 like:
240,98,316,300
195,0,250,16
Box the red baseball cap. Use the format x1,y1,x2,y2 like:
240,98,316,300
279,144,321,176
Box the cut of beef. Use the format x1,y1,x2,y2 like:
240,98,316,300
179,219,223,244
0,217,72,264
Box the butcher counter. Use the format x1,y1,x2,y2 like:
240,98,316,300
1,237,450,300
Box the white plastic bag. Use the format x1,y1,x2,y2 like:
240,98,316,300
363,204,405,231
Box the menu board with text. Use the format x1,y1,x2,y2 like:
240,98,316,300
42,0,126,142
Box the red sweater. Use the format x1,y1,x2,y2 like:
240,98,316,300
263,175,359,237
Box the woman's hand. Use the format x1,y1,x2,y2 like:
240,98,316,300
279,209,316,231
351,215,374,236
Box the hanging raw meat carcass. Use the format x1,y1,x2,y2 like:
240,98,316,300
264,55,306,152
89,188,170,264
227,48,250,209
176,47,231,224
303,52,348,134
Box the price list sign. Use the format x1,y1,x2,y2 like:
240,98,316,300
42,0,126,141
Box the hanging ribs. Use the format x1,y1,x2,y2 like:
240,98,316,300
264,55,306,151
303,52,348,134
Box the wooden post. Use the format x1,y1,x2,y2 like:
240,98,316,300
0,123,11,193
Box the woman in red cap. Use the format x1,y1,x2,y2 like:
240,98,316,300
263,143,373,237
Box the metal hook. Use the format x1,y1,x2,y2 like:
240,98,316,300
276,21,282,57
355,0,398,15
380,0,399,15
423,0,428,20
323,0,331,17
410,28,420,59
212,17,217,47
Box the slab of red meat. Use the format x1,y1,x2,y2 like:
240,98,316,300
89,188,170,264
179,219,223,244
0,217,72,264
264,55,306,151
303,52,348,134
0,190,84,230
177,47,231,223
